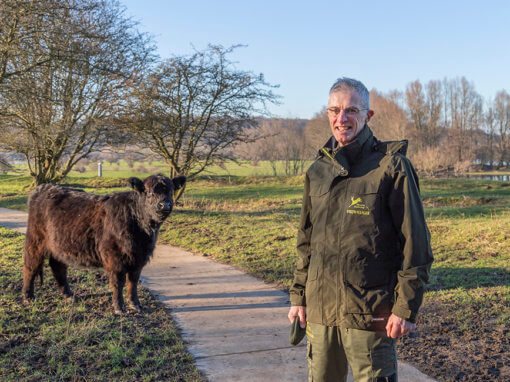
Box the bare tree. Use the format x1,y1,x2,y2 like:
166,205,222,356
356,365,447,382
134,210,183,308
443,77,483,162
425,80,443,146
279,119,307,175
493,90,510,167
405,80,428,149
237,119,282,176
124,45,280,186
303,108,330,157
483,101,497,168
0,0,52,86
370,89,409,142
0,0,153,185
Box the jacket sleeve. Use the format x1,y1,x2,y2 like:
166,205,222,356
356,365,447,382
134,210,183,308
289,173,313,306
388,156,433,323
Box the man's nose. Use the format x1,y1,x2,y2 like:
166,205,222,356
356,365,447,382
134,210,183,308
337,109,348,122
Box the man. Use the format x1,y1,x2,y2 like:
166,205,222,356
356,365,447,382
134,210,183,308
288,77,433,382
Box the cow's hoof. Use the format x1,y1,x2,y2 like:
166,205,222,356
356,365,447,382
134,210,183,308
113,306,125,315
63,293,74,301
22,296,34,305
128,303,142,312
59,287,73,298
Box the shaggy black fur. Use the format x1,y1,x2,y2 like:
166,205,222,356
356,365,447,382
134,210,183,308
22,175,186,314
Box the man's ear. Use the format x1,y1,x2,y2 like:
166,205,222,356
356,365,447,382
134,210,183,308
172,175,186,190
127,177,144,193
366,109,375,123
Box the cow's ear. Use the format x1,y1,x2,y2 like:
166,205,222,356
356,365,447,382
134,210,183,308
172,175,186,190
127,177,144,193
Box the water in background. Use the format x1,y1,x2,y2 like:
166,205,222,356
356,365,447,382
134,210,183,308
467,175,509,181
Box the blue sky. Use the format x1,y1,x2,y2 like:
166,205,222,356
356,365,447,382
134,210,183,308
120,0,510,119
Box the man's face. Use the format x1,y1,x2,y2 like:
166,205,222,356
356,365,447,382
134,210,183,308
327,90,374,146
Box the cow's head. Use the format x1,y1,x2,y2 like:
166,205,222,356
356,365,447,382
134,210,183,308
128,175,186,221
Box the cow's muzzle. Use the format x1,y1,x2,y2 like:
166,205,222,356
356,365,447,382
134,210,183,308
158,202,173,213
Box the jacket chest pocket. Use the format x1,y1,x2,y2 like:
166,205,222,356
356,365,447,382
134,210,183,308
309,182,330,226
344,182,381,226
341,182,381,254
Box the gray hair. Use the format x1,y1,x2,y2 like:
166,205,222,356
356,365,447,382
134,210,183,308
329,77,370,108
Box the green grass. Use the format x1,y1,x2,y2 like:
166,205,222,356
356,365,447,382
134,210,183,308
0,227,203,382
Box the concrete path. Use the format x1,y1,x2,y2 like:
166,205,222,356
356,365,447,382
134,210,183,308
0,207,28,233
0,207,436,382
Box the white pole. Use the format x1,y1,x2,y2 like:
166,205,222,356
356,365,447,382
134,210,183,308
98,161,103,177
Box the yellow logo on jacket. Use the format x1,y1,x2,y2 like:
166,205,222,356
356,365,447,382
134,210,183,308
347,196,370,215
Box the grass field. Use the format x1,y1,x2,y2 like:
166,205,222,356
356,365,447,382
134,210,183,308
1,165,509,381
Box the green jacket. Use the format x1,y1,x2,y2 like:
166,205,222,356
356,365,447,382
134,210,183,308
289,126,433,330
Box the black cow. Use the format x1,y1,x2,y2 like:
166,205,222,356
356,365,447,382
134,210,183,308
22,175,186,313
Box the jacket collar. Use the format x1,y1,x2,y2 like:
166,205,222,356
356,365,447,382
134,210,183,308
319,125,374,174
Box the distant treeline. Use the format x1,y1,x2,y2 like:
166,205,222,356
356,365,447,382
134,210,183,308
237,78,509,176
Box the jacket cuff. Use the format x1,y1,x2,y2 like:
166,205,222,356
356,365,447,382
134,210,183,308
391,304,417,323
290,290,306,306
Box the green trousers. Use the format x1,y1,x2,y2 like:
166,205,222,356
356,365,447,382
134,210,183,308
306,322,397,382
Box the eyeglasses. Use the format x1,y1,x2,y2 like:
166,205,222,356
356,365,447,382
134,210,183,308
326,106,368,118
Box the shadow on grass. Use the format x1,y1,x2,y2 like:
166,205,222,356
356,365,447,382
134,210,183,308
186,185,303,201
0,174,32,183
427,266,510,291
425,204,509,218
421,178,510,197
0,196,28,211
175,204,302,218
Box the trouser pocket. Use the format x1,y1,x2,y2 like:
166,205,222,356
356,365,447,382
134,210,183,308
341,328,397,382
306,322,348,382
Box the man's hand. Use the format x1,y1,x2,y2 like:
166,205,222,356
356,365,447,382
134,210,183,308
288,306,306,328
385,313,416,338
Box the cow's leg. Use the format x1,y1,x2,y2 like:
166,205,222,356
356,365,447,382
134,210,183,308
108,271,126,314
126,269,142,311
22,264,40,302
22,244,45,302
49,256,73,298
